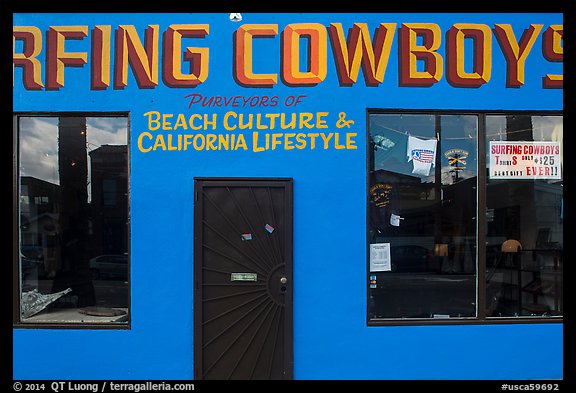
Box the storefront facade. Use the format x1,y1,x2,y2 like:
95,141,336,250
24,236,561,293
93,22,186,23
13,12,563,380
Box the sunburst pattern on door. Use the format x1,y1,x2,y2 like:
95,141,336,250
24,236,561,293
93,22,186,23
194,179,293,380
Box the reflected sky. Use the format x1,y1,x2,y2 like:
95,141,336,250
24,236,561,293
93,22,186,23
19,117,128,186
485,115,562,141
370,114,478,185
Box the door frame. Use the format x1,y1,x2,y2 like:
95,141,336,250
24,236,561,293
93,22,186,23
193,177,294,379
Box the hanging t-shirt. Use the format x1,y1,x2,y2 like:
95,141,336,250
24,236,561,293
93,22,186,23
369,171,401,232
407,135,437,176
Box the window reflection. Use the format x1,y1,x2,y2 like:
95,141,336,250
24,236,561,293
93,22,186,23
368,114,478,319
19,116,129,324
485,115,563,318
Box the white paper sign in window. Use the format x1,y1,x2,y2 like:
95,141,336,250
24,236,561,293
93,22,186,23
489,141,561,180
370,243,391,272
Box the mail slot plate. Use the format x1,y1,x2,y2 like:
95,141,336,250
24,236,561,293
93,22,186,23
231,272,258,282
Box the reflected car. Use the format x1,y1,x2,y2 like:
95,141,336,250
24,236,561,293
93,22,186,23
89,254,128,280
390,245,436,272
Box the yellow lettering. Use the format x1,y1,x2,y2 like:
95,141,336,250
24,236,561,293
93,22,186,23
235,134,248,150
308,133,319,149
266,113,280,129
167,133,179,150
320,132,333,148
295,133,307,149
205,114,217,130
399,23,443,86
253,131,265,152
193,134,205,150
281,113,297,129
334,133,345,149
115,25,159,89
316,112,329,128
299,113,314,129
346,133,358,149
272,133,283,150
13,25,45,89
494,24,543,87
256,114,269,130
223,111,237,130
162,113,173,130
206,134,217,150
239,113,253,130
144,110,161,131
234,24,278,86
282,23,327,86
174,114,188,130
218,134,229,150
153,134,166,150
163,24,209,88
137,131,153,152
189,114,202,130
284,133,296,150
184,134,193,150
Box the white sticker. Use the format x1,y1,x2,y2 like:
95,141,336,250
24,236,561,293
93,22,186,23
229,13,242,22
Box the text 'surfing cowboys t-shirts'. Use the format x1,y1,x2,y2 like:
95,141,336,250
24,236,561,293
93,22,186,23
407,135,437,176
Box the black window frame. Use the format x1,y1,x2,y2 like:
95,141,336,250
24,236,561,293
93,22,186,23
13,112,132,330
366,108,563,326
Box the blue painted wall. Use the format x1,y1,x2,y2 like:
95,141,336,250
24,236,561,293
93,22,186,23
13,12,563,380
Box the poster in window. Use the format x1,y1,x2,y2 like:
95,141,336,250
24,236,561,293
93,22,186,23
489,141,561,180
370,243,391,272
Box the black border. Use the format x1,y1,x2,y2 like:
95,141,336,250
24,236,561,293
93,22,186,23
7,4,571,389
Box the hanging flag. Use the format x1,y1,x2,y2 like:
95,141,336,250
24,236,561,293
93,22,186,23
407,135,437,176
264,224,275,233
241,233,252,241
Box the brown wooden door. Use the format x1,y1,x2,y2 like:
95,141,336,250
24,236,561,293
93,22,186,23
194,178,293,380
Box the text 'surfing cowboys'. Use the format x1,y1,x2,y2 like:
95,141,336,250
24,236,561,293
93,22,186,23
13,22,562,90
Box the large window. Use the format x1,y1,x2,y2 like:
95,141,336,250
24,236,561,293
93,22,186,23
367,111,562,324
15,115,129,327
485,115,563,318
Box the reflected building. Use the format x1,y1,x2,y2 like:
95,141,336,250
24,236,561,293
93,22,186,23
20,118,129,310
20,176,60,281
89,144,128,257
52,117,94,306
